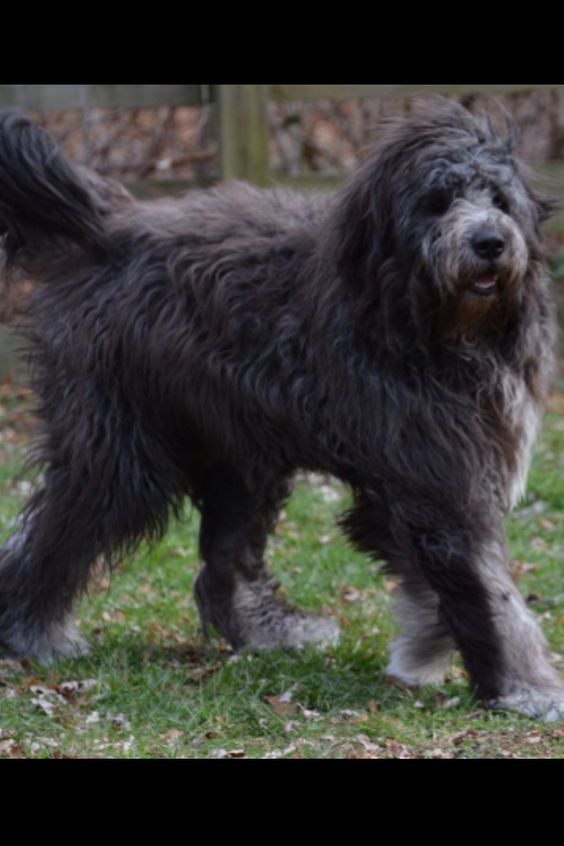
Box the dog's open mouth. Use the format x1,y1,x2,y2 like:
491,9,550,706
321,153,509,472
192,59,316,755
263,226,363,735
470,274,498,296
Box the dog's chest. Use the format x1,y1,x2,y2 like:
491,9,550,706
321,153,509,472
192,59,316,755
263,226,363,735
499,371,540,509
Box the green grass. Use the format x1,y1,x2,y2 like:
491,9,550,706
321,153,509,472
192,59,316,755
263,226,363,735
0,379,563,759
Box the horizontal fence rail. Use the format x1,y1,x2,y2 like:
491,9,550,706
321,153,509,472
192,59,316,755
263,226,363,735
269,83,562,101
0,84,212,112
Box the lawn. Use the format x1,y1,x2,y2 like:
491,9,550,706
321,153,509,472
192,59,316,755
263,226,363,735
0,375,563,759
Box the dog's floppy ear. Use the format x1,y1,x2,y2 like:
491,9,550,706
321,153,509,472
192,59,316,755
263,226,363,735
533,194,558,224
325,150,395,296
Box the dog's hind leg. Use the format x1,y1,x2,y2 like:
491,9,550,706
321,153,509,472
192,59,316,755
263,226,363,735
0,483,93,662
0,383,188,663
193,465,340,651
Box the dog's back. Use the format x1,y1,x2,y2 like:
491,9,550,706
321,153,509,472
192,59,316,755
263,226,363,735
0,108,329,278
0,109,330,471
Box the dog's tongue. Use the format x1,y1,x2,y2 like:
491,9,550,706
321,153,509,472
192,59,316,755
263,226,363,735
472,274,497,290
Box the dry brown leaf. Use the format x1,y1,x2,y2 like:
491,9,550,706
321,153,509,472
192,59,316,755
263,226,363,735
441,696,461,709
187,665,220,682
298,705,321,721
341,586,362,603
162,729,184,743
0,739,23,758
212,748,246,759
539,518,556,531
102,610,126,623
511,560,539,578
355,734,383,757
264,694,297,717
31,697,57,717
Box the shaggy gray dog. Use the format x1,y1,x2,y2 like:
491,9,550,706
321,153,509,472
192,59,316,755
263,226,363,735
0,100,562,719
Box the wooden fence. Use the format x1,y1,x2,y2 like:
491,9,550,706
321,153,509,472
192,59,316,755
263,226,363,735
0,84,560,185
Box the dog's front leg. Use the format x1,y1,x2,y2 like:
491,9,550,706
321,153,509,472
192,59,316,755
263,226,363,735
396,506,564,719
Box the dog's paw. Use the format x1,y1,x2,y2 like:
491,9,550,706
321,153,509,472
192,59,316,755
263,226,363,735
48,620,90,661
0,618,89,664
488,684,564,721
242,612,340,651
269,613,340,650
227,575,340,651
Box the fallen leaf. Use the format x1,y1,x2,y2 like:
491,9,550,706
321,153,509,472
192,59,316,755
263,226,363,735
539,518,556,531
511,561,539,578
318,484,342,503
451,730,480,745
112,736,135,753
31,697,57,717
341,586,362,603
187,665,220,682
264,694,297,717
298,705,321,721
110,713,131,731
354,734,382,757
425,748,453,759
382,739,414,759
162,729,184,743
212,748,246,759
337,709,362,721
0,737,23,758
57,679,97,702
550,727,564,738
383,577,399,593
167,546,189,558
102,610,126,623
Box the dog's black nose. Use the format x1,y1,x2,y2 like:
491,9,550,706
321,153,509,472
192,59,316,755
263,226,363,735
471,230,505,259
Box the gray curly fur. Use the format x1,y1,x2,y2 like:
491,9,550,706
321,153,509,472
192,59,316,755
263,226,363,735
0,101,561,719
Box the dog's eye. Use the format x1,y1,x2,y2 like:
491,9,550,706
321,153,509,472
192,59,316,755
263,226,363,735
421,189,451,215
492,191,509,213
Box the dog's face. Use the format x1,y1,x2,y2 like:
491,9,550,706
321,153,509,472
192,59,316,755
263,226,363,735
396,134,546,337
329,101,550,342
410,154,531,299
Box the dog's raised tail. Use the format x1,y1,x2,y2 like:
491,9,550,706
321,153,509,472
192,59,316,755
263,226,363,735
0,109,113,266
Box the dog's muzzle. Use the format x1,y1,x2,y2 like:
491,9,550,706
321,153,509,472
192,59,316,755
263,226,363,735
468,228,507,296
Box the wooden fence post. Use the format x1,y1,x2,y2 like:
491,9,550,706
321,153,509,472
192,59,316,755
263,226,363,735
217,85,269,184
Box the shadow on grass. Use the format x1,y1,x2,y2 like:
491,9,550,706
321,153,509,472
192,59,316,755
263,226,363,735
60,628,471,720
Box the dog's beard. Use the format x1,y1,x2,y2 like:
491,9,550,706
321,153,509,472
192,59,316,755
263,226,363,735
434,266,524,342
419,217,529,343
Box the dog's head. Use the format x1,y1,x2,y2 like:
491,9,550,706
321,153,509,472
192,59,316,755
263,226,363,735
325,99,553,344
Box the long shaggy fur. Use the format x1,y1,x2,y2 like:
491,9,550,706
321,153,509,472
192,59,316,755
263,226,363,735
0,101,562,718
